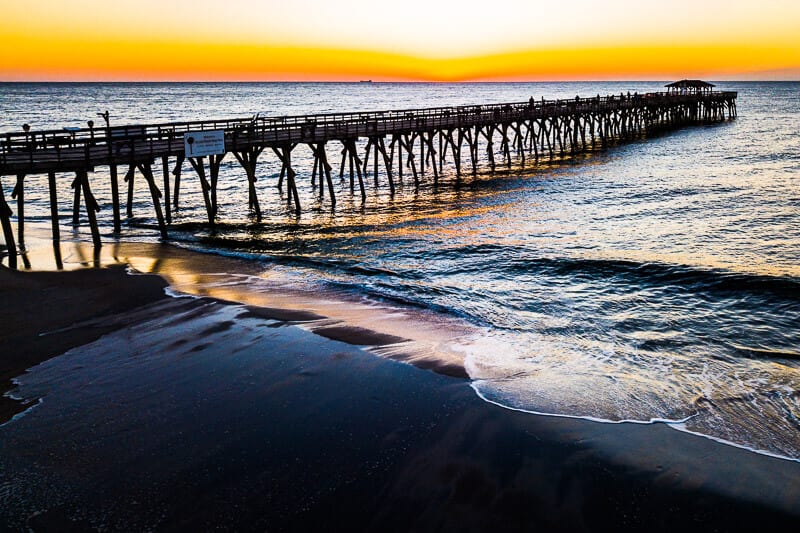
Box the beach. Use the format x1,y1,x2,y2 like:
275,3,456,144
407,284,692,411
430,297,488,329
2,234,800,531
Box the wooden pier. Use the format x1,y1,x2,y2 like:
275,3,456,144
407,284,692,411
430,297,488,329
0,86,737,268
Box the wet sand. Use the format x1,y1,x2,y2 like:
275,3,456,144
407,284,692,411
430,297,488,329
0,264,169,423
2,237,800,531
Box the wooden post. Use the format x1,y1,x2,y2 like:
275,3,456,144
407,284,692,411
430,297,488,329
321,147,336,207
138,162,168,239
209,153,227,217
161,156,172,224
322,156,336,207
346,140,366,201
248,149,261,215
339,146,347,184
423,132,439,184
173,155,184,209
355,146,366,201
72,173,82,225
449,129,462,178
481,126,496,172
109,164,121,233
272,145,301,213
307,143,335,207
464,128,477,174
285,146,300,213
233,146,264,220
11,174,25,248
499,124,510,166
372,138,379,187
512,123,525,165
52,241,63,270
278,160,286,190
404,134,419,186
544,119,554,157
188,156,214,224
420,132,425,175
438,132,444,173
348,145,355,192
378,137,394,194
79,170,102,248
311,149,319,189
125,163,135,218
48,171,60,242
394,134,403,183
0,177,17,269
363,138,374,184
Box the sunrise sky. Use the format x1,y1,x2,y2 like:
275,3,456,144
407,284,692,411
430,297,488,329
1,0,798,81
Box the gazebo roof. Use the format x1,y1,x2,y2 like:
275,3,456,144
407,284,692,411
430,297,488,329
665,79,715,89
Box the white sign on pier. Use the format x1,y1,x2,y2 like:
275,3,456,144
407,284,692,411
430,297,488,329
184,130,225,157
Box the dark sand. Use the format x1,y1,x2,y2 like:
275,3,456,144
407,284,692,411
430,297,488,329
0,265,168,422
2,251,800,531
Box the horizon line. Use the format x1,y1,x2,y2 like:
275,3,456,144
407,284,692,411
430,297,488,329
2,78,798,83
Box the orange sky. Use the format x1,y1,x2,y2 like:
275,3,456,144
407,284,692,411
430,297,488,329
1,0,798,81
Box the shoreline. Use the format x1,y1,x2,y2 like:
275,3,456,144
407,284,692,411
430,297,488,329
2,223,475,376
0,255,464,425
2,231,800,529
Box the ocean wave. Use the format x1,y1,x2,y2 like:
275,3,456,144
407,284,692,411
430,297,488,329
424,248,800,300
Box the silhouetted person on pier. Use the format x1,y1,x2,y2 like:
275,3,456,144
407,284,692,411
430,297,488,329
98,110,110,129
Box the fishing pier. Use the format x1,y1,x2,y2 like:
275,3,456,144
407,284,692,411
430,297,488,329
0,82,737,268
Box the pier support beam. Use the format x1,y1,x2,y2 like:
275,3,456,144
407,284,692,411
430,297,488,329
307,143,336,207
11,174,25,249
48,171,60,242
364,136,394,194
109,164,121,233
341,140,366,201
378,137,395,194
72,174,82,225
161,156,172,224
401,134,419,186
172,155,185,209
125,163,136,218
187,156,215,225
424,132,439,184
78,170,102,248
232,146,265,220
0,177,17,268
208,153,227,217
272,144,301,213
137,162,168,239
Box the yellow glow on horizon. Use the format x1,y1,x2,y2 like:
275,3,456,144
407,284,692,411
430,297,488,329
1,0,798,80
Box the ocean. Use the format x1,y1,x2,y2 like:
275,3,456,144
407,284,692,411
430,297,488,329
2,81,799,461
